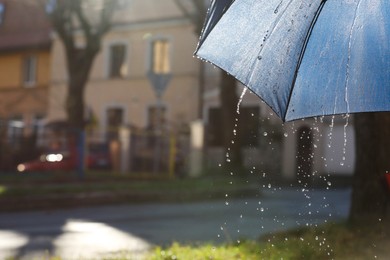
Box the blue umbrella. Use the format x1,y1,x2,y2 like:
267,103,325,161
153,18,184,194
195,0,390,122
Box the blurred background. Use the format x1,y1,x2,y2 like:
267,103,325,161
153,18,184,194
2,1,387,259
0,0,355,182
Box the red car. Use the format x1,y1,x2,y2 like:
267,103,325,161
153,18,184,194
17,151,77,172
16,143,112,172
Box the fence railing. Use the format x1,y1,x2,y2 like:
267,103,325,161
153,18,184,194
0,127,190,177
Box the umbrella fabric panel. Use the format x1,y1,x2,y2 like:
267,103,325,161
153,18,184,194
286,0,390,121
197,0,235,48
195,0,323,120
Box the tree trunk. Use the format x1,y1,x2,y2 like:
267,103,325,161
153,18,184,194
219,72,242,169
65,51,96,130
349,112,390,223
66,82,86,130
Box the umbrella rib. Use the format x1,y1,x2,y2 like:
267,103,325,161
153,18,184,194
344,0,363,115
195,0,236,54
245,0,295,117
283,0,328,122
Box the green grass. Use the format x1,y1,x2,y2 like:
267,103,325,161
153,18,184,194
0,172,254,197
6,221,389,260
0,171,260,210
145,221,390,260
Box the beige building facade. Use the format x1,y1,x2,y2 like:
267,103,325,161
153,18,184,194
48,1,200,140
0,0,51,148
46,0,355,179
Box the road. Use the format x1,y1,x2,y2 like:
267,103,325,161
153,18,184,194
0,187,351,259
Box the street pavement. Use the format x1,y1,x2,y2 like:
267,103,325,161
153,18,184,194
0,187,351,259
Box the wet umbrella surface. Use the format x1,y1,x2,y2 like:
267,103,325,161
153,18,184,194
195,0,390,122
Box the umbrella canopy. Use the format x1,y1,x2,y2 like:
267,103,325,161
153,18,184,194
195,0,390,122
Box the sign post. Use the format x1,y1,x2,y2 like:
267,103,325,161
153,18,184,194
147,71,172,174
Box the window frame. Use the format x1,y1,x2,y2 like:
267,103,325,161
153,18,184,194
147,104,167,130
102,104,128,141
105,40,129,79
147,36,172,75
22,55,37,87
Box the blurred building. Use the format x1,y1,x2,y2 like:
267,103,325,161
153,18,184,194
0,0,51,151
281,116,355,185
0,0,354,179
48,1,199,141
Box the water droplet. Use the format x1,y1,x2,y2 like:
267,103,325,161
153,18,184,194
263,132,268,136
236,88,248,114
284,133,288,137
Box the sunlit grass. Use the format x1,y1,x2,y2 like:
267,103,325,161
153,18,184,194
0,185,7,196
145,221,390,260
3,221,389,259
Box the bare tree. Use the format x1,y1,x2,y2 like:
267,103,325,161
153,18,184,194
176,0,242,168
47,0,117,129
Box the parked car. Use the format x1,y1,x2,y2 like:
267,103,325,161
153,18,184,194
16,150,76,172
86,143,112,170
16,143,112,172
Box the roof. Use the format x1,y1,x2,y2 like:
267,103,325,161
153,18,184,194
0,0,51,52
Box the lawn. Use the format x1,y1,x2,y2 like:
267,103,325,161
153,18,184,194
0,170,260,211
1,171,389,259
145,221,390,260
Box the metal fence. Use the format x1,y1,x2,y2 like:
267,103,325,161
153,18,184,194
0,125,190,177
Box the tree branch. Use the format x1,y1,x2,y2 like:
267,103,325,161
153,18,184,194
174,0,207,34
96,0,117,36
174,0,194,21
73,0,92,40
49,0,76,52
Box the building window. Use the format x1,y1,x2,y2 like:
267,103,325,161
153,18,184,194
106,107,124,140
147,105,166,131
23,56,37,86
7,116,24,147
0,3,5,25
150,39,170,74
207,106,260,147
109,44,127,78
